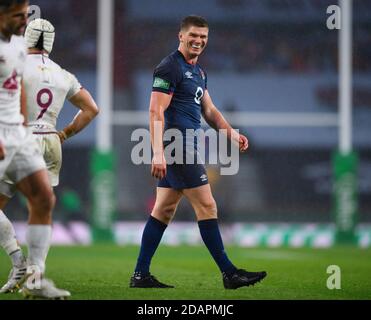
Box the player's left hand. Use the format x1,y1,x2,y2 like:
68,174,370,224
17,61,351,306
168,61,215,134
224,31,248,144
239,134,248,153
152,153,167,180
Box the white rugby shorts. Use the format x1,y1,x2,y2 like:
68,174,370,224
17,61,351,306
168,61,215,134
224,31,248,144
0,124,47,198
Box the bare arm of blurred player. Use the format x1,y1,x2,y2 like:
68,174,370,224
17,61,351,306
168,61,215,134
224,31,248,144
149,91,172,179
201,90,248,152
57,89,99,143
1,81,28,159
0,141,4,160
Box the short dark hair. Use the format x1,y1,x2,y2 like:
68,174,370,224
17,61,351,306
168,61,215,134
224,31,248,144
35,32,44,51
0,0,27,11
180,15,209,31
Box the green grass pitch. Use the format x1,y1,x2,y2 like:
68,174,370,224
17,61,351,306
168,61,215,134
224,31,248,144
0,245,370,300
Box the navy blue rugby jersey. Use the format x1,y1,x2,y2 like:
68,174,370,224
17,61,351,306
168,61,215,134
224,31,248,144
152,50,208,135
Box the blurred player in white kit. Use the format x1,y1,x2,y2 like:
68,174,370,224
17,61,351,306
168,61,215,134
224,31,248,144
0,8,99,299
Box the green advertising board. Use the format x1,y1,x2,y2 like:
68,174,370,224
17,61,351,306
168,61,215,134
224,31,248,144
90,150,116,243
333,151,358,244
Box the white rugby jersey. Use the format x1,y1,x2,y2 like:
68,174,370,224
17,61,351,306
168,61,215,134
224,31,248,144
0,35,27,124
23,54,82,131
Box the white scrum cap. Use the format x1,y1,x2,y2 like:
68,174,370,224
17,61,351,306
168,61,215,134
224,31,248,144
25,18,55,53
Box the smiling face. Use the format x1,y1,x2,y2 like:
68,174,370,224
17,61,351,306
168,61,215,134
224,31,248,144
0,1,29,40
178,25,209,63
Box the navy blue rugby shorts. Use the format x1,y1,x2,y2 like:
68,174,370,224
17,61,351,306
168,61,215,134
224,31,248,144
158,137,210,190
158,162,209,190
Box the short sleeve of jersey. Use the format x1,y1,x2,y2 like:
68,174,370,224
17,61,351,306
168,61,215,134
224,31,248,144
65,70,82,100
152,57,181,95
204,69,208,90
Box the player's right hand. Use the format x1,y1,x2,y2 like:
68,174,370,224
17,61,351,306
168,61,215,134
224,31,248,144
57,130,67,144
151,153,167,180
0,141,5,160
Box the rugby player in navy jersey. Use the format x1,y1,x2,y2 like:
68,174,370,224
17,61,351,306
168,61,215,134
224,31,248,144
130,15,267,289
